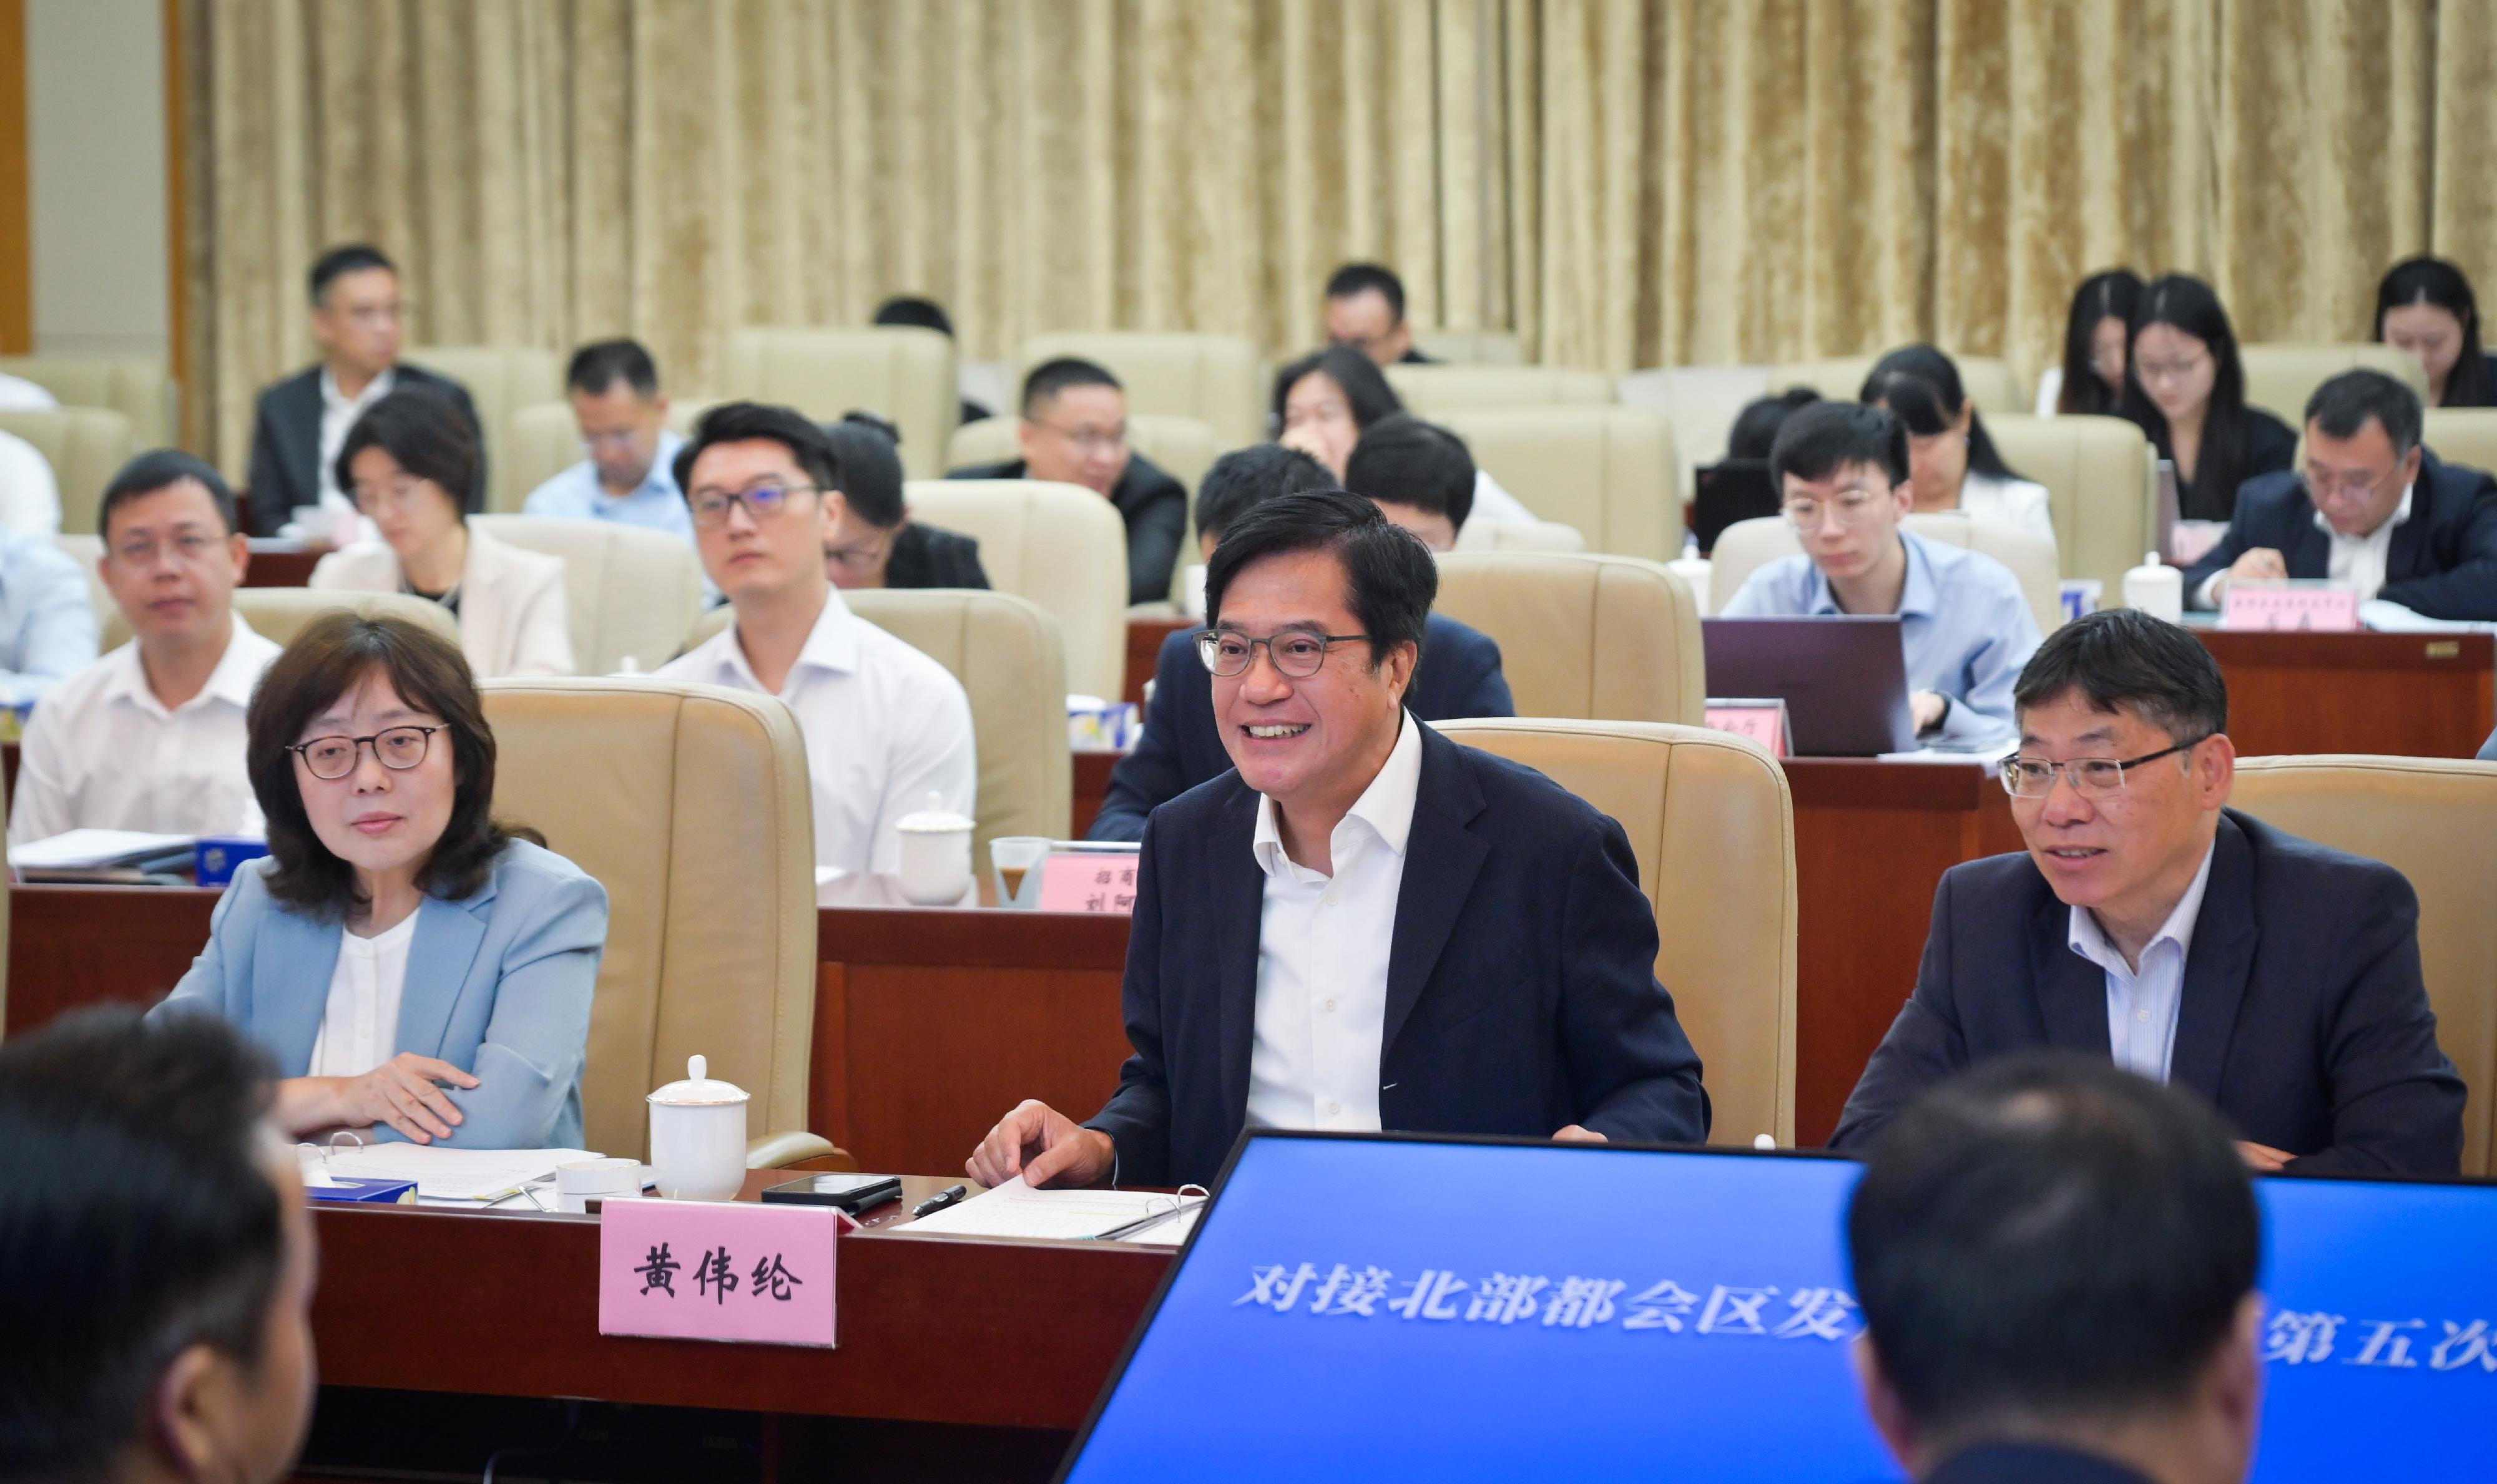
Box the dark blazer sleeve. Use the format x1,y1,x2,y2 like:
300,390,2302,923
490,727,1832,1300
1084,811,1174,1183
244,386,299,537
2289,868,2466,1175
1436,627,1514,719
1561,815,1710,1143
1117,462,1188,605
1827,872,1975,1151
2182,472,2301,605
1087,635,1195,842
2378,464,2497,620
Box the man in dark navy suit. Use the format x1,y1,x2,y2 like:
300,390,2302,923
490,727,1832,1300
971,490,1706,1188
1831,608,2463,1173
1851,1054,2264,1484
1087,442,1513,842
2184,368,2497,619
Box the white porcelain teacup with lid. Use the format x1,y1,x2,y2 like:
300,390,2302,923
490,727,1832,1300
646,1054,749,1200
895,791,976,905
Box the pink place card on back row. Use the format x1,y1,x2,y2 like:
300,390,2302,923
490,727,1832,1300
597,1194,853,1347
2220,583,2360,633
1703,700,1790,758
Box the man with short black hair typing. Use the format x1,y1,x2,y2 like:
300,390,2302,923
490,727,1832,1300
975,489,1706,1188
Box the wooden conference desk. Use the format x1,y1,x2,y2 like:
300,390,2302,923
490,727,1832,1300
2192,628,2493,758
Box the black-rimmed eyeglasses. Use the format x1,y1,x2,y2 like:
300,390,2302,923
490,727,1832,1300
1197,627,1370,679
287,726,444,781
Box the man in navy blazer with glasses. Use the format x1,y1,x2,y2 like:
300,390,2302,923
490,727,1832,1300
1830,608,2463,1174
970,490,1707,1189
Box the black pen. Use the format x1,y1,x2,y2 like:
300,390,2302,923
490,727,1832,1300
911,1184,968,1218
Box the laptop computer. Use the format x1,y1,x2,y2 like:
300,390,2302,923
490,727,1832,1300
1690,459,1781,555
1701,615,1915,756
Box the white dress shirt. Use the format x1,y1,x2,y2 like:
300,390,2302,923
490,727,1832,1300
1244,710,1423,1133
0,427,62,535
317,367,396,512
654,585,976,875
2066,842,2216,1082
2319,484,2413,603
1957,472,2058,549
7,613,284,847
307,909,420,1078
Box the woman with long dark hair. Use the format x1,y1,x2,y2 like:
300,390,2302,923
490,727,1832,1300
2376,256,2494,408
1271,345,1536,524
1862,346,2054,546
2119,275,2295,522
2043,270,2144,416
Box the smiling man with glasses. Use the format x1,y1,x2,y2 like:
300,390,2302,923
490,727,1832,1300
655,403,975,876
2184,368,2497,620
968,489,1706,1189
949,357,1188,604
1830,608,2463,1174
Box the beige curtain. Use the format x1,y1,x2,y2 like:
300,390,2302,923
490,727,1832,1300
183,0,2497,464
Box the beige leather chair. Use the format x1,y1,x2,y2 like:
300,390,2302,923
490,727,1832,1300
101,586,459,653
1018,333,1265,450
1436,718,1797,1145
1708,512,2064,634
2424,409,2497,475
1986,413,2158,597
471,514,704,676
1768,353,2028,418
401,346,566,513
2230,755,2497,1176
943,412,1220,500
478,678,835,1167
50,534,111,628
1453,518,1587,554
498,401,590,507
1408,330,1528,365
718,327,956,481
0,408,138,535
1438,406,1680,561
2239,343,2428,427
1435,553,1705,725
0,354,175,447
900,479,1129,700
1621,363,1776,502
1383,364,1614,414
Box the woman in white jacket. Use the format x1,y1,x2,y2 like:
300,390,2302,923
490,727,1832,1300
1861,345,2056,552
313,389,574,678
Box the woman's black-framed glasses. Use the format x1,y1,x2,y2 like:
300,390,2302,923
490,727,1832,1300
288,726,445,781
1197,627,1370,679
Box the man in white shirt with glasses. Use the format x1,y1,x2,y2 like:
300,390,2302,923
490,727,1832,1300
655,403,974,877
1830,608,2463,1174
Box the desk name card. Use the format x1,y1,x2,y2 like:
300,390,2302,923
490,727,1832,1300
1038,851,1141,914
597,1195,852,1348
2220,583,2360,633
1702,699,1790,758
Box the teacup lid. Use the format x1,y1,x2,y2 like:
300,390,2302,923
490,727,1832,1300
646,1053,750,1106
895,789,975,834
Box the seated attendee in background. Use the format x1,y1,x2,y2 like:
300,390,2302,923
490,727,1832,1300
820,411,989,590
2375,255,2494,409
0,423,62,533
1344,411,1476,552
1724,386,1821,461
11,452,280,846
155,613,607,1148
2041,268,2144,417
949,358,1185,605
0,1008,318,1484
2186,369,2497,620
873,293,992,425
974,491,1705,1187
521,338,692,541
659,403,975,875
1862,344,2054,545
1273,344,1538,524
0,523,98,703
1089,445,1514,842
2120,275,2294,522
245,244,486,536
1850,1054,2262,1484
1323,262,1430,367
1720,402,2041,745
1833,610,2464,1172
311,391,575,677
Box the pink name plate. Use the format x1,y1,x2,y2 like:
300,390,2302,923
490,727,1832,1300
1038,849,1141,914
597,1194,853,1347
2220,583,2360,632
1703,699,1790,758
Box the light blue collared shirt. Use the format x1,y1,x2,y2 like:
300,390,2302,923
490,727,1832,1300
521,429,694,542
1719,527,2041,745
2068,841,2216,1082
0,527,99,705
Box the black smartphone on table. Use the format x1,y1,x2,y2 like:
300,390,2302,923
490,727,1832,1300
760,1173,903,1213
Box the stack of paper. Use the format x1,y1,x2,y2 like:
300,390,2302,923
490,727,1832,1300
904,1176,1203,1246
12,829,195,869
298,1144,597,1204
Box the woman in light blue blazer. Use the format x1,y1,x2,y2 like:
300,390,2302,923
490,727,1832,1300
155,611,607,1148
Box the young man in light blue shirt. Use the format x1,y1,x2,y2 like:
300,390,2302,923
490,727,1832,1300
521,339,692,541
1719,400,2040,746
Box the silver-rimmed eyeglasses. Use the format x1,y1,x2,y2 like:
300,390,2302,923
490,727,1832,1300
1197,627,1369,679
1998,737,2206,798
